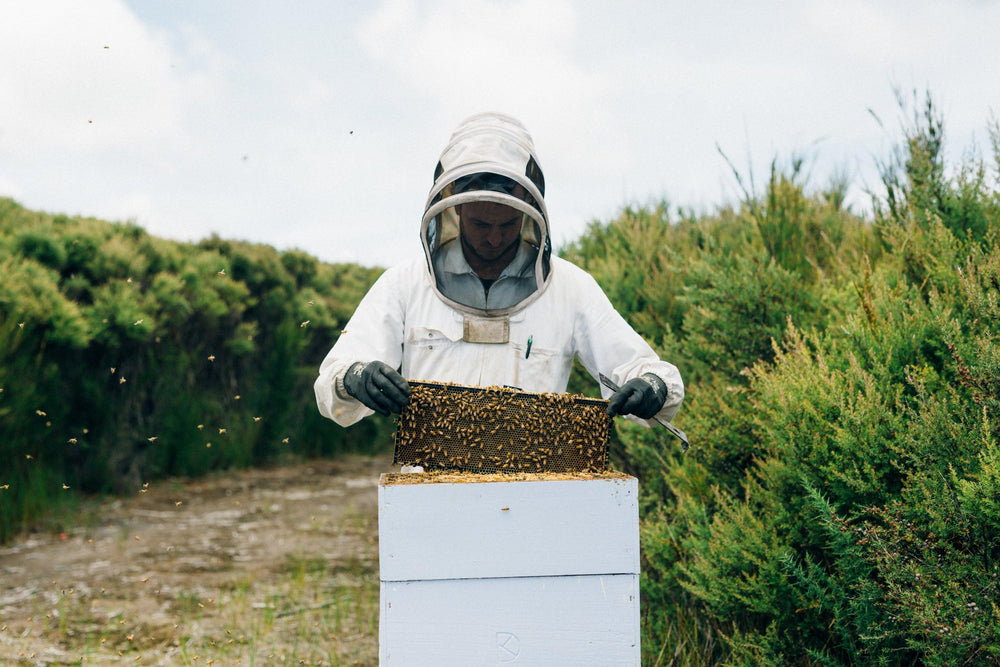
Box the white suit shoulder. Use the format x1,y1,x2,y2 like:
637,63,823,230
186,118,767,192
351,256,430,312
547,256,607,297
373,256,428,289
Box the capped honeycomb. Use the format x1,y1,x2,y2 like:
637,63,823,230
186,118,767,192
393,381,612,474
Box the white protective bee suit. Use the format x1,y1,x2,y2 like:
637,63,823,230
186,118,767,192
314,112,683,427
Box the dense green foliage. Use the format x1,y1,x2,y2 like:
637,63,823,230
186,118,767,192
3,91,998,664
562,94,1000,665
0,207,391,541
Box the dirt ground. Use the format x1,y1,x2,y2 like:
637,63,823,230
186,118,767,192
0,454,396,666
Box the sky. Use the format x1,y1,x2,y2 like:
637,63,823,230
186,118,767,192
1,1,998,268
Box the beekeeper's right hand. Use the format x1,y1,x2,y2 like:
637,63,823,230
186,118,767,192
342,361,411,416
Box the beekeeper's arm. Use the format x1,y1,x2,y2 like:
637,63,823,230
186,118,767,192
572,268,684,425
314,267,410,427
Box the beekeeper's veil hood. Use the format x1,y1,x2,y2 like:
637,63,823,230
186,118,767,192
421,112,551,317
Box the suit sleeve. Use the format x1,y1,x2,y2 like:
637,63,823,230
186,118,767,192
571,268,684,425
314,267,407,427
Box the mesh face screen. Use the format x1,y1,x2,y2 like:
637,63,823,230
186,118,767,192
393,382,612,473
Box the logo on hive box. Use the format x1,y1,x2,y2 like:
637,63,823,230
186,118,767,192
496,631,520,662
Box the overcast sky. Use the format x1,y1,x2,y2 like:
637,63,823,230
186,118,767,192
2,1,998,267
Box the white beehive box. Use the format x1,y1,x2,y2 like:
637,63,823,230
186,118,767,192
378,472,641,665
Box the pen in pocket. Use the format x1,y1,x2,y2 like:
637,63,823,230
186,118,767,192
525,335,533,359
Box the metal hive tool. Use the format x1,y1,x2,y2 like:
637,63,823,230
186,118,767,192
393,381,612,474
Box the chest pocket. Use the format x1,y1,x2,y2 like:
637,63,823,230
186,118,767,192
407,325,461,350
403,324,467,383
513,341,568,391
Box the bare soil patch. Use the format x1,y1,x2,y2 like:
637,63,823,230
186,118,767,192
0,454,395,666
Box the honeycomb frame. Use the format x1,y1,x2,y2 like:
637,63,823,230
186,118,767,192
393,381,612,474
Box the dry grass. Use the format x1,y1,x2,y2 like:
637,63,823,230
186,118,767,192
0,455,393,666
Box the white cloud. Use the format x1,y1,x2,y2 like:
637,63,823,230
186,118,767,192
91,190,157,225
356,0,627,170
803,3,921,63
1,0,997,269
0,0,273,254
0,0,195,156
0,175,23,200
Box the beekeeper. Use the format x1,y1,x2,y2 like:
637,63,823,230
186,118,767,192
314,112,683,428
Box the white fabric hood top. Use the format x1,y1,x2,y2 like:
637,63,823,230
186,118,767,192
420,112,551,317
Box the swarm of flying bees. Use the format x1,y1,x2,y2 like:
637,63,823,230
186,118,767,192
10,259,321,512
394,382,612,474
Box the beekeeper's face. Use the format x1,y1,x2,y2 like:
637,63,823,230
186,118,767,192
458,201,523,268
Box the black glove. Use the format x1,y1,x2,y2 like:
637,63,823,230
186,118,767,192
607,373,668,420
342,361,411,416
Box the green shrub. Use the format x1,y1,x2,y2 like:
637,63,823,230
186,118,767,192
0,201,383,541
589,92,1000,665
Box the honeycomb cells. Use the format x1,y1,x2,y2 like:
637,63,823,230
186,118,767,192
394,382,612,474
